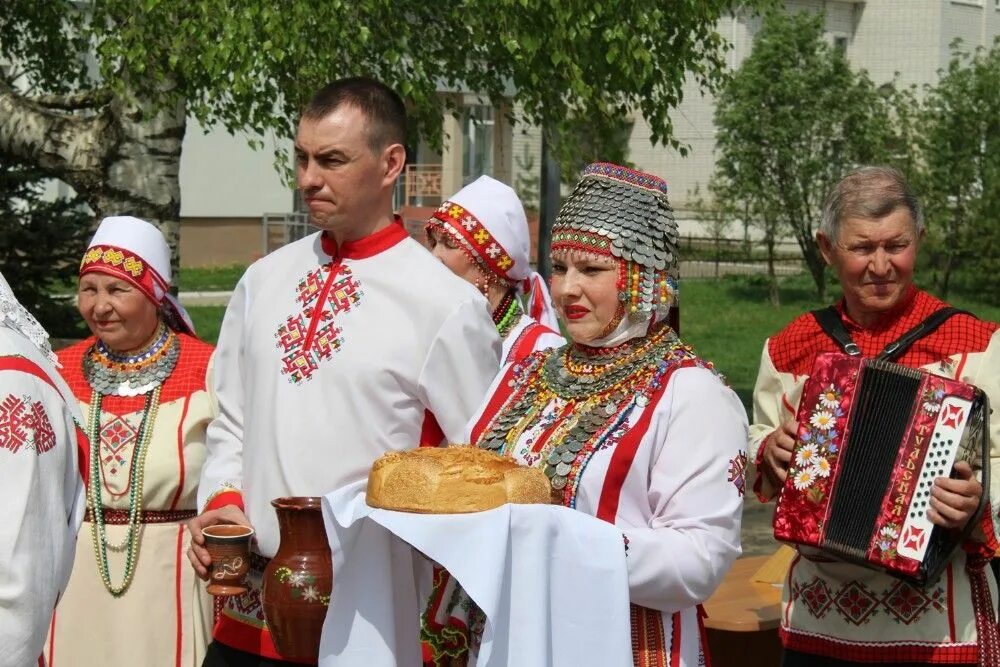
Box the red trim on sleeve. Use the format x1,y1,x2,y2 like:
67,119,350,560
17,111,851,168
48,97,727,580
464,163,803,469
595,367,676,523
204,490,244,513
953,352,969,382
781,392,795,416
419,409,445,447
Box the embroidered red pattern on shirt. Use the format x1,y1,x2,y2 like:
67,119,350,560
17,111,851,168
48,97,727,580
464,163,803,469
275,263,364,384
795,576,947,626
0,393,56,454
727,451,747,497
98,414,140,495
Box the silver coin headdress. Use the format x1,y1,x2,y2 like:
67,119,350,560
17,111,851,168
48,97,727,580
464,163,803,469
551,162,679,314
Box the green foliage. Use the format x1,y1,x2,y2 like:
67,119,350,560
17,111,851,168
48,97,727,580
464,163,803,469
3,0,757,156
914,40,1000,302
554,112,634,187
0,164,91,337
711,11,909,303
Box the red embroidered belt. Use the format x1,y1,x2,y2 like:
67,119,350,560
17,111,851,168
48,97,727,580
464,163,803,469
84,508,197,524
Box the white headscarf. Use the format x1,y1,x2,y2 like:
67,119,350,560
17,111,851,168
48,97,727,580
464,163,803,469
81,216,195,335
427,176,560,331
0,271,56,364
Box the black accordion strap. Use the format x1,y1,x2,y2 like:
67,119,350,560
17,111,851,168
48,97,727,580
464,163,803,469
812,305,973,361
811,306,861,356
876,307,970,362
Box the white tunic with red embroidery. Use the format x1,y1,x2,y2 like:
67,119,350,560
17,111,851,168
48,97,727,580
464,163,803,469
198,219,501,660
0,328,85,667
468,352,747,667
500,313,564,366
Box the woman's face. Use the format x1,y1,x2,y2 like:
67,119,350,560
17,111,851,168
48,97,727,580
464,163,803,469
78,273,161,352
427,226,487,287
550,251,622,344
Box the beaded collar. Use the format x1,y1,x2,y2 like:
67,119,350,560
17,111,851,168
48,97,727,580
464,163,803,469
83,323,180,396
477,325,713,502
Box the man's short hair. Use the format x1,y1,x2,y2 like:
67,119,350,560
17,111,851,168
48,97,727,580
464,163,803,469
820,166,924,240
302,77,407,154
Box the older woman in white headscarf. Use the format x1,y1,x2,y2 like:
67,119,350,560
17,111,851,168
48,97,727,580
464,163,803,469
426,176,564,364
45,216,217,667
0,271,85,666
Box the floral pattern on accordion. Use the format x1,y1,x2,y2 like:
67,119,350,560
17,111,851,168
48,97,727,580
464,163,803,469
773,354,859,546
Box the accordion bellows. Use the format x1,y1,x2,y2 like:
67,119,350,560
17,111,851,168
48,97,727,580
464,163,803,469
774,352,989,585
366,446,553,513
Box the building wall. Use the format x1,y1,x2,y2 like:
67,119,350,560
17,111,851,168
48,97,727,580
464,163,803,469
179,119,293,217
179,217,262,268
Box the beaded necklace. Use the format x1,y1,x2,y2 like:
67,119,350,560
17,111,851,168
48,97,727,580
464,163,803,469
83,323,177,597
491,290,522,340
477,326,711,504
86,385,161,596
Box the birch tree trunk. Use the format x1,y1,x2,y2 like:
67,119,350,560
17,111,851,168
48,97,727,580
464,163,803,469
0,81,186,283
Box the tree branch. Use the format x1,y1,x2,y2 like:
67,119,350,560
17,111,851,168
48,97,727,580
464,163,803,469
0,79,118,194
30,88,113,111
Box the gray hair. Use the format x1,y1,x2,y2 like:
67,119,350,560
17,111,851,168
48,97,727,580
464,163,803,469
820,166,924,240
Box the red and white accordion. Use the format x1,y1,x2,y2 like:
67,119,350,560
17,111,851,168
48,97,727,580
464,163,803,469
773,352,989,585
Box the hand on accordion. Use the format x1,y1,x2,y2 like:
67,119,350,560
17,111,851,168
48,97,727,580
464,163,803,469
928,461,983,531
761,419,798,487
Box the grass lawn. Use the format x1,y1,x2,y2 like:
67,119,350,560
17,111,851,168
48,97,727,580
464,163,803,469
177,264,247,292
187,306,228,343
184,272,1000,413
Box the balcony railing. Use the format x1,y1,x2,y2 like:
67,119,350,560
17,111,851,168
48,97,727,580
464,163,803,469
403,163,444,207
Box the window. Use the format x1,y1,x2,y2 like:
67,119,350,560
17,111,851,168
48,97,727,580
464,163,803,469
834,35,849,54
462,105,495,185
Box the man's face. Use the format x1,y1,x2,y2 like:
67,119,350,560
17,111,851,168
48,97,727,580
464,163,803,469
818,207,922,323
294,105,396,235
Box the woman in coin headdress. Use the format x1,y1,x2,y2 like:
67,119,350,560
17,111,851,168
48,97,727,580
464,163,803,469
46,216,216,666
426,175,564,365
422,163,747,666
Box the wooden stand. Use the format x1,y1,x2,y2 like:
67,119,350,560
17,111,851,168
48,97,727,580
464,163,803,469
702,555,783,667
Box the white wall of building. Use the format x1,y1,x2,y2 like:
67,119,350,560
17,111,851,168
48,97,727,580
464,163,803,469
178,119,293,217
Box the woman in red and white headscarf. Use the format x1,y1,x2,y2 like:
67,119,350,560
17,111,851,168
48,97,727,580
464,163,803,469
47,216,216,666
426,176,564,364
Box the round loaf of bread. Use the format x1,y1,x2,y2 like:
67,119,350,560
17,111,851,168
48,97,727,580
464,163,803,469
366,446,553,513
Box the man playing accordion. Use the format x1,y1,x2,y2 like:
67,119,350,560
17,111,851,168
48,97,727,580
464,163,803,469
748,166,1000,667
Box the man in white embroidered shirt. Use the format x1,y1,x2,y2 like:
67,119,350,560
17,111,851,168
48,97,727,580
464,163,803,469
0,272,86,667
187,77,501,666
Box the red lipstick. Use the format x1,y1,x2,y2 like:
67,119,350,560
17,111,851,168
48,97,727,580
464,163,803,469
564,305,590,320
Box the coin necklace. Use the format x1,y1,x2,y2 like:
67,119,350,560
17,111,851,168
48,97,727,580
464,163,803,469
478,325,702,500
83,325,177,597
